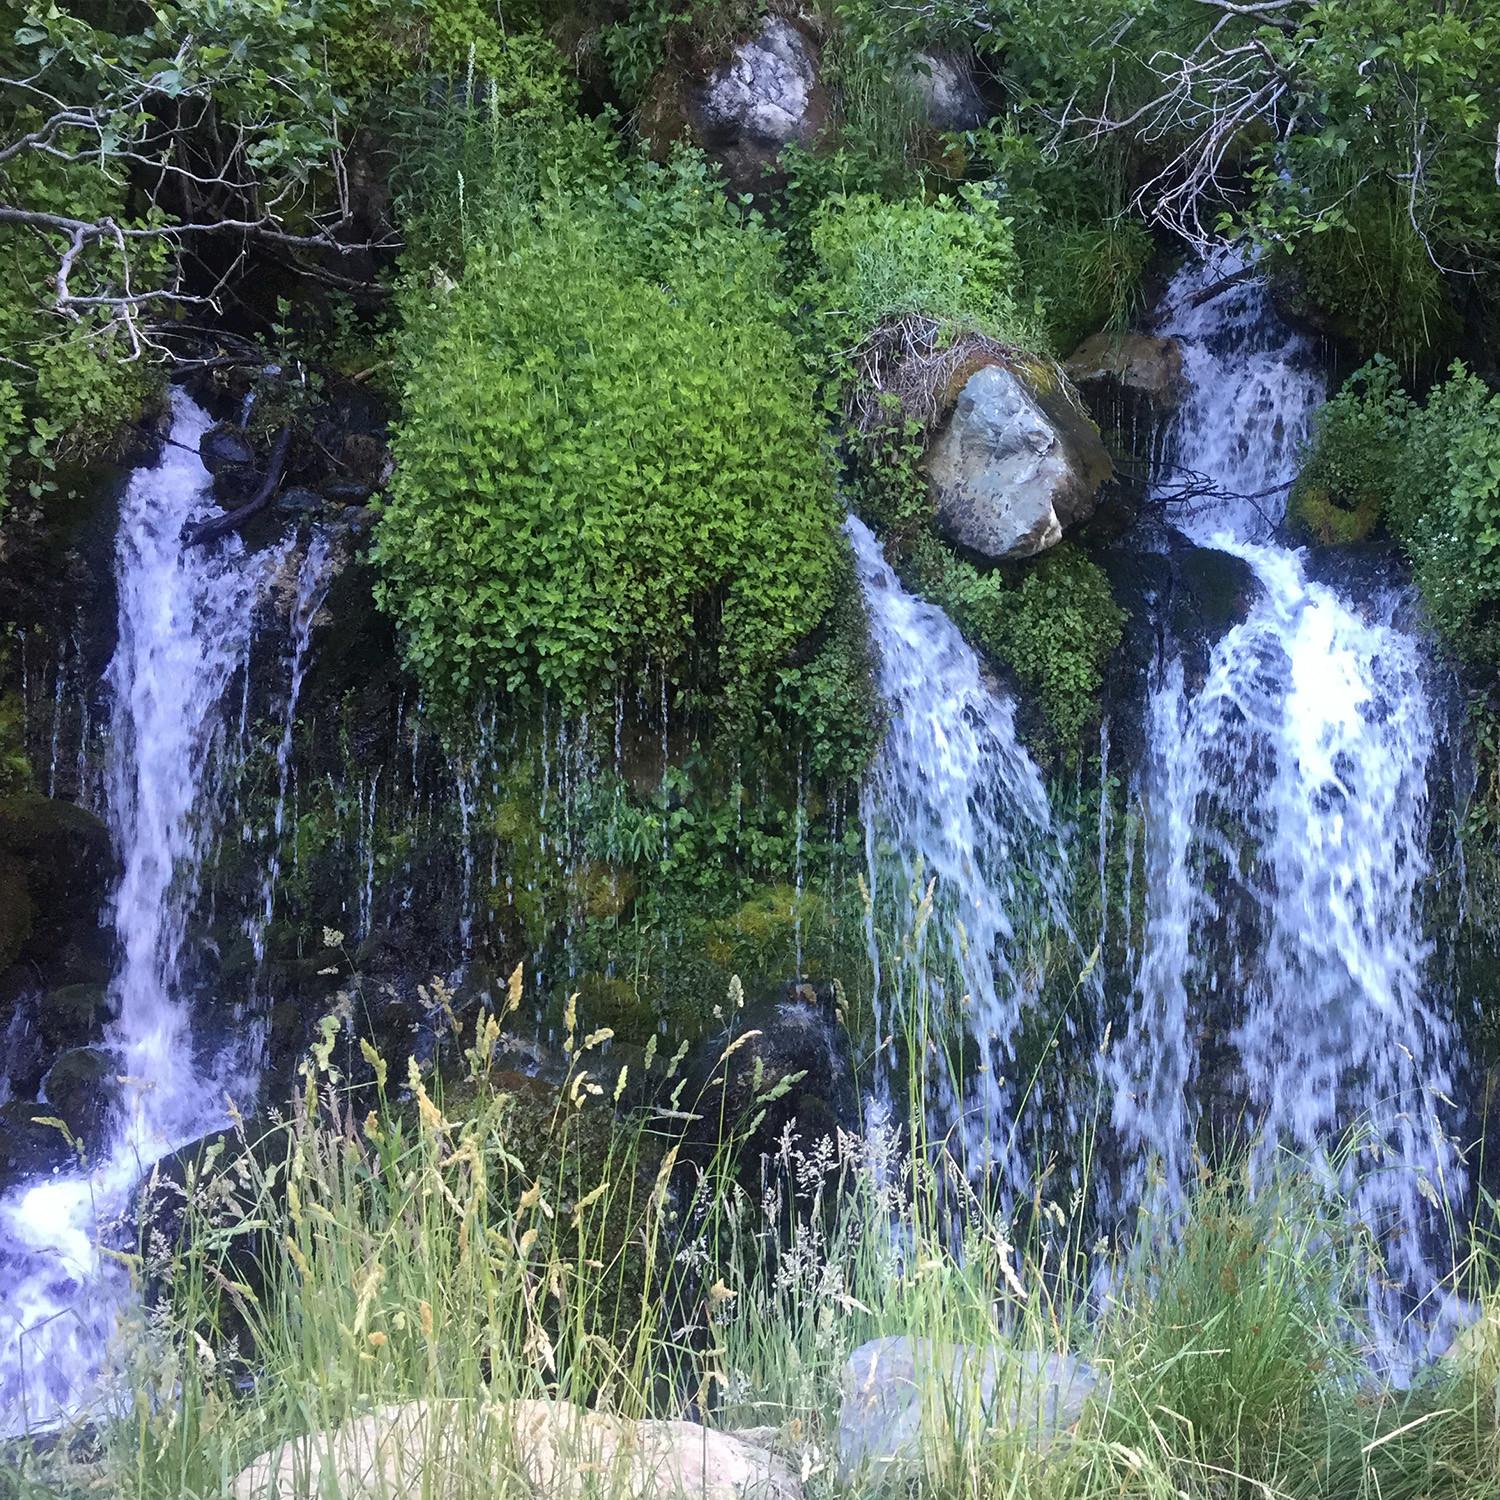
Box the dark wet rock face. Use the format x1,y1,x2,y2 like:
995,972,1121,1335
40,1046,119,1150
679,979,858,1169
0,795,115,991
1098,521,1261,775
0,1100,78,1194
200,424,256,476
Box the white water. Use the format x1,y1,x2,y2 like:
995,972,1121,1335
849,515,1072,1202
0,393,286,1429
1109,257,1468,1346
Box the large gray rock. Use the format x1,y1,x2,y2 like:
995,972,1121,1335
700,18,820,149
642,16,831,193
232,1398,801,1500
907,52,987,131
837,1336,1106,1482
926,362,1112,560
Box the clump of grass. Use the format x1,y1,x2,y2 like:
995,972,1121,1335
5,957,1499,1500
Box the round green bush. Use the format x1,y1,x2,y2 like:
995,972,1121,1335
374,188,840,711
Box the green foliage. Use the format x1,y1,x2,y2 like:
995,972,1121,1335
804,186,1028,355
0,689,32,798
601,0,763,106
1273,184,1460,365
376,149,839,713
845,414,934,551
1298,358,1500,669
0,0,379,505
910,532,1123,751
968,124,1153,355
0,150,160,506
771,547,883,785
325,0,575,104
1289,361,1412,545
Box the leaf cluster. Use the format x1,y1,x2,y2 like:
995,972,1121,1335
374,145,841,716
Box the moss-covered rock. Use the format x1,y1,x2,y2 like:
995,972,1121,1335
1288,481,1383,545
926,360,1113,561
41,1045,120,1148
0,793,113,963
678,979,856,1170
36,982,107,1051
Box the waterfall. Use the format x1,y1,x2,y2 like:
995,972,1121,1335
848,515,1073,1204
0,392,288,1429
1108,256,1469,1349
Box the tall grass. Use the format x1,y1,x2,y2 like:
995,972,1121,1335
5,952,1500,1499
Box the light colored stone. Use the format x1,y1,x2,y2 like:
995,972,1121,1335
836,1336,1106,1483
907,52,986,131
926,362,1112,559
232,1398,802,1500
700,18,819,148
1065,333,1185,407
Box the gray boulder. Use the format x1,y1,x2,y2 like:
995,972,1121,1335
907,52,987,131
700,18,820,146
926,362,1113,559
837,1335,1106,1482
667,17,830,192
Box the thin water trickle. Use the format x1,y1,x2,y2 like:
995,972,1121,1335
253,528,333,961
0,393,288,1429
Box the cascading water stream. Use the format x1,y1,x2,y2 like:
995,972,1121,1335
0,392,288,1429
849,515,1075,1204
1108,256,1468,1352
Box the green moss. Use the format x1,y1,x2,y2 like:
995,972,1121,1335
909,533,1124,753
0,692,31,797
1288,483,1382,545
572,974,649,1042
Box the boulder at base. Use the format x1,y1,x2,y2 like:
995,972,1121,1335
906,51,987,131
678,979,857,1165
232,1398,801,1500
837,1336,1107,1483
926,362,1112,560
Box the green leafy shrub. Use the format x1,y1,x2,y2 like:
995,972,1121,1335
0,149,162,506
969,125,1152,355
771,545,883,784
323,0,575,98
375,155,839,713
1273,185,1460,365
804,186,1029,356
1299,358,1500,669
1289,360,1413,544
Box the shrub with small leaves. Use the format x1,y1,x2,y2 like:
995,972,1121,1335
375,154,840,714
